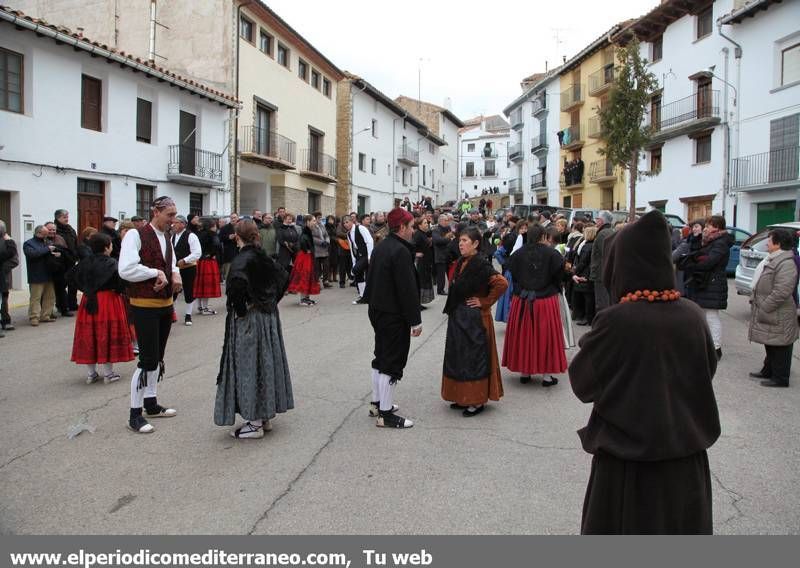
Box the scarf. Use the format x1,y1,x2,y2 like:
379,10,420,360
701,227,726,247
443,255,497,315
70,254,118,314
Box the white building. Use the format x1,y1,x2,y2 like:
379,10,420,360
503,69,563,206
0,6,236,288
459,115,512,198
719,0,800,232
621,0,737,223
336,74,446,214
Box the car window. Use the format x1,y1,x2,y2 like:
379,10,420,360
727,229,750,244
742,230,770,252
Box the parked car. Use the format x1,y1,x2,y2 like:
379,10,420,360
726,226,751,276
664,214,687,230
735,222,800,295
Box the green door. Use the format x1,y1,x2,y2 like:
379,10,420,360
756,201,795,231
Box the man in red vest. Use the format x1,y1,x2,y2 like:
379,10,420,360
119,196,183,434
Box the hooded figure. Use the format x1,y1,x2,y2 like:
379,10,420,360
568,210,721,534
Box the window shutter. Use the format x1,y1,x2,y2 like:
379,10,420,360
81,75,102,131
136,98,152,142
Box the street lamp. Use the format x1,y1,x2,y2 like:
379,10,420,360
706,65,737,106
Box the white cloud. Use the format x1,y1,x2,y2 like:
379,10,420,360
266,0,655,119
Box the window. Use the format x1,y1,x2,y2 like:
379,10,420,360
782,43,800,86
442,159,446,172
485,160,496,177
81,75,102,131
650,147,662,173
358,152,366,172
136,98,152,143
652,36,663,62
259,30,273,55
0,47,23,113
465,162,475,177
239,15,254,43
467,143,475,152
695,134,712,164
563,196,572,208
371,119,378,138
189,192,203,217
136,184,154,218
650,94,662,130
402,168,408,186
371,158,376,174
769,114,799,183
78,178,104,195
311,70,321,90
696,6,712,40
423,165,427,186
323,78,331,98
307,191,321,214
277,44,289,68
431,169,435,187
298,59,308,81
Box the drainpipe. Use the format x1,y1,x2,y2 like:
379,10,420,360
148,1,157,62
718,23,743,225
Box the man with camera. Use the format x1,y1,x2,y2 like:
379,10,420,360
23,225,58,326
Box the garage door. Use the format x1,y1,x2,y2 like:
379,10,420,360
756,201,795,231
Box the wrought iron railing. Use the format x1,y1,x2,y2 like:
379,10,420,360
508,142,523,160
508,178,521,192
560,84,584,111
730,147,800,189
168,145,223,182
587,115,603,138
239,126,296,165
397,144,419,163
589,159,615,181
482,169,498,178
300,149,337,179
531,134,548,151
481,147,499,158
510,108,524,129
649,90,720,132
532,94,547,115
589,65,616,95
531,172,546,189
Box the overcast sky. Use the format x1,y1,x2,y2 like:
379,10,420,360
267,0,656,121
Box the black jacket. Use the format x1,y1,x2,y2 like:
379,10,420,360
219,223,238,264
573,241,593,280
0,238,19,293
226,245,288,316
298,226,315,256
55,221,79,256
682,233,733,310
277,223,299,268
68,254,125,314
100,226,121,259
508,242,564,299
363,233,421,327
198,231,221,259
431,225,452,264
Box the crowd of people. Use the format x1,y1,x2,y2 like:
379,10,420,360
1,195,799,533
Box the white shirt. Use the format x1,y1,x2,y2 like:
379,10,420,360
349,224,374,264
119,223,179,283
172,229,201,264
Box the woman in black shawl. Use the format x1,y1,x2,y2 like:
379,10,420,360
441,227,508,417
568,210,720,534
69,232,134,384
413,216,435,307
215,220,294,439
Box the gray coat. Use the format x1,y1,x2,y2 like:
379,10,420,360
749,250,799,346
589,224,612,281
311,223,329,258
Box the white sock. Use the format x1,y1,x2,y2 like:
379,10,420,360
249,419,262,427
357,282,366,298
371,368,380,403
185,300,195,316
100,363,113,376
130,368,145,408
86,364,97,376
378,373,395,412
199,298,207,310
144,369,158,398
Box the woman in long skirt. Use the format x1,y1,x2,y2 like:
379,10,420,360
70,232,134,384
287,215,320,306
413,216,435,306
502,224,567,387
495,221,527,323
194,218,222,315
215,219,294,439
442,227,508,416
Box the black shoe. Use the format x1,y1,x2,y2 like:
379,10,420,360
462,405,485,417
575,320,590,326
1,323,14,330
760,380,788,388
323,282,333,289
369,402,399,417
184,314,193,326
127,414,154,434
748,371,769,379
716,348,722,361
420,305,428,311
60,311,74,317
450,403,467,409
542,376,559,387
339,283,346,289
520,375,531,384
376,411,413,428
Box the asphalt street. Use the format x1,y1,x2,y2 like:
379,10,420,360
0,283,798,535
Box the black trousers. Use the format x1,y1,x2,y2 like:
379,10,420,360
316,256,329,282
572,287,596,323
131,305,173,372
53,272,69,314
338,253,352,285
761,344,793,385
1,291,10,326
179,266,197,303
369,307,411,383
435,262,448,294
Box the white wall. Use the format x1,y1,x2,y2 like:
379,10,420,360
0,26,230,286
460,126,511,197
636,0,735,222
439,116,461,203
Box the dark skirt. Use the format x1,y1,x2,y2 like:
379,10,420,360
287,250,320,296
71,291,134,364
582,451,713,535
502,294,567,375
194,258,221,299
215,309,294,425
494,269,513,322
416,258,434,304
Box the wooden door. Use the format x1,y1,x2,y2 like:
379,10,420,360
179,111,197,175
309,131,322,172
78,193,104,235
687,200,712,222
696,77,712,119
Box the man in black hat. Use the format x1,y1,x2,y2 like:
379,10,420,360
100,216,121,259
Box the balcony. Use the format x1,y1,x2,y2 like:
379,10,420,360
482,169,498,178
481,147,499,159
731,147,800,191
531,172,547,190
397,144,419,166
510,108,524,130
239,126,296,170
299,149,337,183
560,123,583,150
587,115,603,139
463,169,477,178
588,65,616,96
560,84,584,111
508,142,523,162
532,93,547,117
508,177,521,192
648,91,721,143
531,134,548,154
589,159,616,184
167,145,224,187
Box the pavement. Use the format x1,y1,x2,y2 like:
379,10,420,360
0,283,798,535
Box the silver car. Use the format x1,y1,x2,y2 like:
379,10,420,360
735,222,800,295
